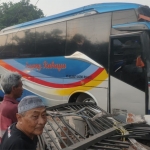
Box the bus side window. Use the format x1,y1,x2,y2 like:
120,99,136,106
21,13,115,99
12,29,36,58
66,13,111,70
0,35,7,59
35,22,66,57
0,34,16,59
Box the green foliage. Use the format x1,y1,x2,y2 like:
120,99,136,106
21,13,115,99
0,0,44,30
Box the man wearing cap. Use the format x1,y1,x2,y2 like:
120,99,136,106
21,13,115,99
0,95,47,150
0,72,23,142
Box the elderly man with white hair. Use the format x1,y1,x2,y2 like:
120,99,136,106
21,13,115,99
0,95,47,150
0,72,23,143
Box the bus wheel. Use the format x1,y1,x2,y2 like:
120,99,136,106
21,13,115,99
76,93,95,103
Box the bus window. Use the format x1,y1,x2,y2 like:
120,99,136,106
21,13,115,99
0,34,14,59
110,36,145,91
12,29,36,58
112,9,137,25
0,35,7,57
35,22,66,57
66,13,111,70
111,9,137,35
5,34,12,58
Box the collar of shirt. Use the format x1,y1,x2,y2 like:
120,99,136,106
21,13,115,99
3,95,18,104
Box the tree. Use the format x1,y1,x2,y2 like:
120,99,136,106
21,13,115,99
0,0,44,30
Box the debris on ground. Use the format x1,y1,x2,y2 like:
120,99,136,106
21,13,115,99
37,103,150,150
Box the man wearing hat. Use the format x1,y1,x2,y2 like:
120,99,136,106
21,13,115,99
0,95,47,150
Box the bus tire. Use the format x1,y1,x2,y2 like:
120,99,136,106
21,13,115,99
76,93,95,103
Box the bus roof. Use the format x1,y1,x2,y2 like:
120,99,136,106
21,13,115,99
1,2,142,32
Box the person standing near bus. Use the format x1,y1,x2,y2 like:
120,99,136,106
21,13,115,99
0,72,23,143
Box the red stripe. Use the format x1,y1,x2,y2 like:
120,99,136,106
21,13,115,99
0,60,104,88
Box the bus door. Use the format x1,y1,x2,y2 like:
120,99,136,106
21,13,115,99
109,32,148,115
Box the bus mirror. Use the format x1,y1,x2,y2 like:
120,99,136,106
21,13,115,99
136,56,145,68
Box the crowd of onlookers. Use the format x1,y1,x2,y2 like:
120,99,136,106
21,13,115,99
0,72,47,150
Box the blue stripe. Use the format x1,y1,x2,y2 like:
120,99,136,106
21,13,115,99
4,57,100,84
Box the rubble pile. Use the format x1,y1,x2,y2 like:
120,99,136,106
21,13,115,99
38,103,150,150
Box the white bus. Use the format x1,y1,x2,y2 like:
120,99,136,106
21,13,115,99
0,2,150,115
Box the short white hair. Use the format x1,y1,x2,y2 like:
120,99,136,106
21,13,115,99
1,72,22,94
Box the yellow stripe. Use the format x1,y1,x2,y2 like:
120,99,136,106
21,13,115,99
55,69,108,96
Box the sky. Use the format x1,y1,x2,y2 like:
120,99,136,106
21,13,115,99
1,0,150,16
